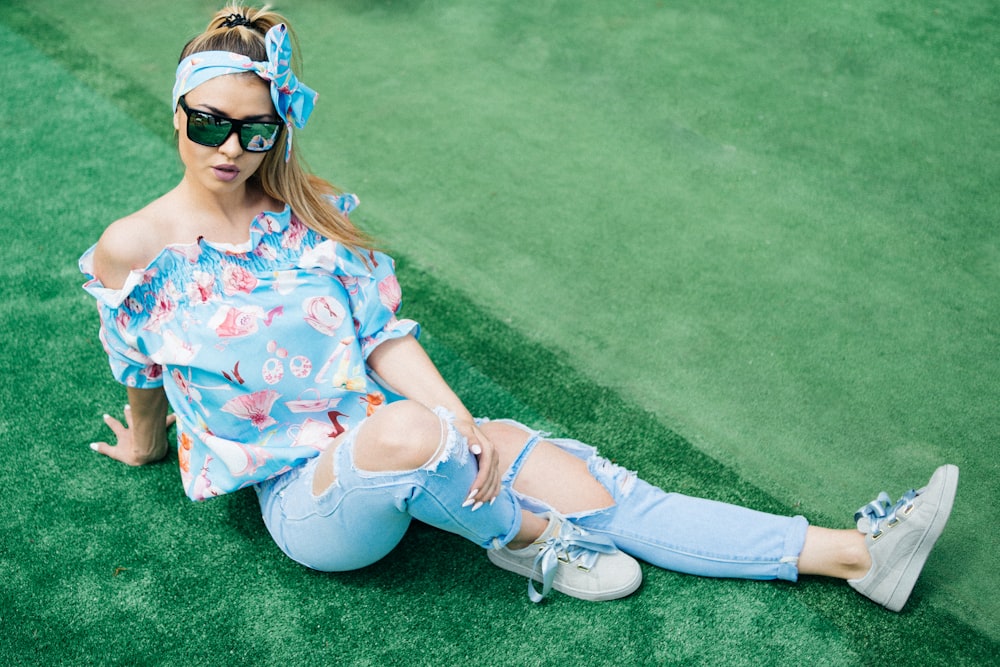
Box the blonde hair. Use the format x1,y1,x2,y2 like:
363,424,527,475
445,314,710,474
179,4,373,251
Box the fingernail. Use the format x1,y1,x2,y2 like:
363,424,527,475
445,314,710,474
102,414,111,421
124,404,130,411
490,497,497,505
471,501,484,512
467,489,479,500
89,443,99,451
462,497,475,508
470,444,482,455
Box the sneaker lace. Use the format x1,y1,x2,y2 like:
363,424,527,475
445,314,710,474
528,522,617,603
853,489,918,539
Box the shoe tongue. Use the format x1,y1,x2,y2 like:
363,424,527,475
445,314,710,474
533,515,561,545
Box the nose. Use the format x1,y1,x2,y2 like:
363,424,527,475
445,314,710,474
218,130,244,158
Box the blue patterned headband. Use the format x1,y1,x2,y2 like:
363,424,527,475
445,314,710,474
172,23,317,161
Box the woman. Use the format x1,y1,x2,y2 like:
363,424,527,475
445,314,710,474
81,5,957,608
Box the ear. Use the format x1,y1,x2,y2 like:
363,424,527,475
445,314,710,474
173,106,182,132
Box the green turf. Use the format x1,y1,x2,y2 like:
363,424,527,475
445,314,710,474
3,1,998,664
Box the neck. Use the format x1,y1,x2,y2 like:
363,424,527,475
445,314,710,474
179,176,267,222
169,177,280,245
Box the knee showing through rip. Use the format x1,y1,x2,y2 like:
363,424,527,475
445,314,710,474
353,401,444,472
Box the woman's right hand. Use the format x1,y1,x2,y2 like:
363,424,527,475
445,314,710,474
453,418,502,508
90,404,176,466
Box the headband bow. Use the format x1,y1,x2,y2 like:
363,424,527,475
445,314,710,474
172,23,317,161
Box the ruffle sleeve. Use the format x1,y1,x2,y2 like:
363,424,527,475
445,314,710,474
79,246,165,388
295,240,419,359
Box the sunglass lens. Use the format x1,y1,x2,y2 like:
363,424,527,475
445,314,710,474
188,111,233,147
240,122,281,152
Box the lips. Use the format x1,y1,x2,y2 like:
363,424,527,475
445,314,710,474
212,164,241,182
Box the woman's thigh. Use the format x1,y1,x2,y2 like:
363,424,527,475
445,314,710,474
479,420,614,515
256,408,524,570
255,446,413,572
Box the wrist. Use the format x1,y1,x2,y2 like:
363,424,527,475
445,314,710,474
131,445,168,466
131,424,171,462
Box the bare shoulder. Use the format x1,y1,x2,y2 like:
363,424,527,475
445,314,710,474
92,198,175,289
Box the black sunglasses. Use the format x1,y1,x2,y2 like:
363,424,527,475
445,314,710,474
178,96,282,152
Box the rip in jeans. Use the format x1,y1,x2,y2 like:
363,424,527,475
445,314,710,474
488,418,638,521
329,406,470,488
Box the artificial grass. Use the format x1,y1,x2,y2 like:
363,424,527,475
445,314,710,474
2,1,998,665
7,0,998,633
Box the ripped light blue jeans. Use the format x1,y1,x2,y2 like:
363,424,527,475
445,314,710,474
255,411,808,581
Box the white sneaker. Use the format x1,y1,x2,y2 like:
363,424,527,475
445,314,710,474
487,513,642,602
848,464,959,611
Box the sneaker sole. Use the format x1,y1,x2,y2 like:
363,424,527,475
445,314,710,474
487,548,643,602
883,463,959,611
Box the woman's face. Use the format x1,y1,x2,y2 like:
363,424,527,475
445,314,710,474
173,74,279,193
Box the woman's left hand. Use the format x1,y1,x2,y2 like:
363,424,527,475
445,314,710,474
453,418,501,509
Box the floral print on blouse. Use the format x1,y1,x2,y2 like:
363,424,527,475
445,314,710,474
79,196,418,500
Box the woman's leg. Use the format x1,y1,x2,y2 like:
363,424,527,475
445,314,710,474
480,420,802,578
275,402,641,601
257,401,526,572
798,527,870,579
480,420,807,582
260,401,629,590
329,401,550,546
479,419,959,611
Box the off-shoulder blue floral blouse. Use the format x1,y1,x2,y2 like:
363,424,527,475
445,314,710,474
80,196,418,500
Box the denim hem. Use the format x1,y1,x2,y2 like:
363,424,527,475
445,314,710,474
776,515,810,582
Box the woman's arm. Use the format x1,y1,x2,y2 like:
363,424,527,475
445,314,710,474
88,213,176,466
368,334,472,420
367,334,501,503
90,386,176,466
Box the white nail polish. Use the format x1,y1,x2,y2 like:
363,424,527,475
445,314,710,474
471,501,484,512
462,497,475,508
89,443,100,451
470,444,483,455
